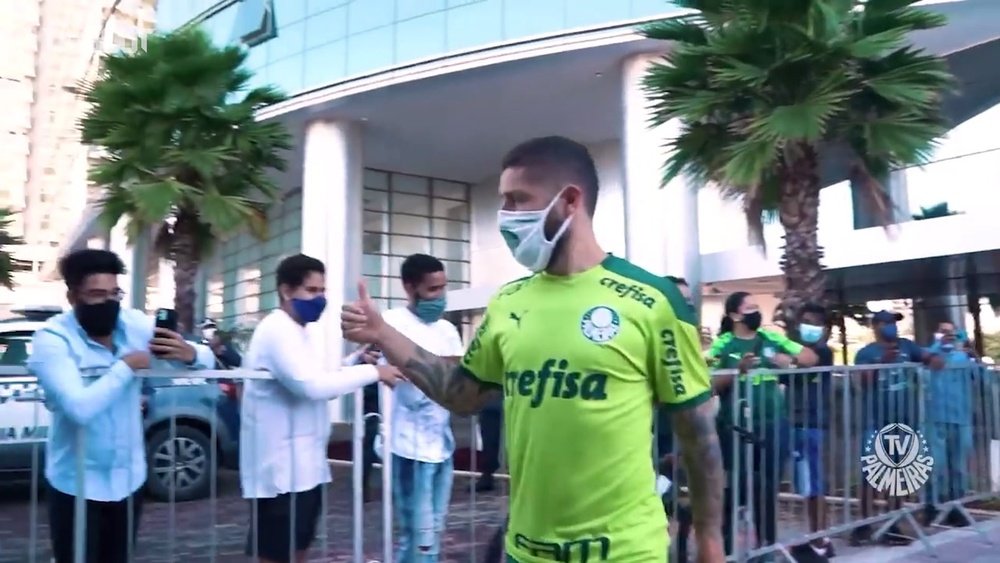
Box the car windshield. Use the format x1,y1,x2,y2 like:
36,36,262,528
0,332,33,366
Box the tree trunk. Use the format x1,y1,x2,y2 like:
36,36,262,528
777,143,825,338
172,210,202,334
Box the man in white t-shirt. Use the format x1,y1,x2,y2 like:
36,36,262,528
240,254,401,563
381,254,465,563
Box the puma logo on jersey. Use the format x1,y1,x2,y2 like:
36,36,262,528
504,358,608,408
599,277,656,309
509,311,526,327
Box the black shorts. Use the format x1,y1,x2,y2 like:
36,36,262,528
48,484,143,563
246,485,324,562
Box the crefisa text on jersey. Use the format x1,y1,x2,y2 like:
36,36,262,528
504,359,608,408
660,329,687,396
599,277,656,309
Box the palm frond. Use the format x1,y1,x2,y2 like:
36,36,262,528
0,208,23,290
640,0,953,238
81,26,292,255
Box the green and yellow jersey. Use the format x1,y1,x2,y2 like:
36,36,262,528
706,330,802,426
461,255,712,563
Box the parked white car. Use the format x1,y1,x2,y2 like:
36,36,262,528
0,308,59,478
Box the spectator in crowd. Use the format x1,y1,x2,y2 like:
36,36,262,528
786,303,836,559
707,291,817,555
240,254,401,563
667,275,695,310
381,254,465,563
28,249,218,563
476,395,503,492
924,321,976,526
852,310,941,545
199,319,243,368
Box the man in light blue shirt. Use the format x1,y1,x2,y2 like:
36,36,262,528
924,321,977,526
27,249,215,563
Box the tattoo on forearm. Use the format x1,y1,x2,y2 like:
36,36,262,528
673,401,725,539
400,347,498,415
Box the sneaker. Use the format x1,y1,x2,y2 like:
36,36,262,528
945,508,970,527
789,543,830,563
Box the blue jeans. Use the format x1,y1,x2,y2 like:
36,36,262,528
925,422,973,503
392,455,454,563
793,427,826,498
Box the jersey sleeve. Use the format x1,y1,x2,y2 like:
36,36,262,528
650,283,713,411
459,302,503,387
760,329,804,356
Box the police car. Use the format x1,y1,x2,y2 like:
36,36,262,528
0,307,241,501
0,308,58,477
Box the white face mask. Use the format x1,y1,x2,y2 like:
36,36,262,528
203,328,217,341
497,190,573,272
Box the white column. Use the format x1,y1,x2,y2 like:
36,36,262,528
301,119,364,422
621,53,702,312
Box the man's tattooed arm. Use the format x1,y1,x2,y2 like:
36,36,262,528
672,398,725,543
376,322,500,415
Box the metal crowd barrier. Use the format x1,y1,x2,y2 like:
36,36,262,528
1,363,998,562
656,362,1000,562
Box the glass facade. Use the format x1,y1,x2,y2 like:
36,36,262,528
157,0,679,94
198,169,472,330
203,189,303,329
362,169,470,311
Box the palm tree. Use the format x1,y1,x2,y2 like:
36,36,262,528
641,0,954,333
80,28,292,332
0,208,23,290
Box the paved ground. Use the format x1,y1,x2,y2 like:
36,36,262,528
1,467,996,563
0,469,508,563
838,518,1000,563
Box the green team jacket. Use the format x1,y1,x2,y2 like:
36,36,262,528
706,329,803,426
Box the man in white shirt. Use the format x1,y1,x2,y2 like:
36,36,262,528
381,254,465,563
240,254,401,563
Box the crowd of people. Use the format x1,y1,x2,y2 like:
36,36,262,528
26,135,987,563
655,291,983,562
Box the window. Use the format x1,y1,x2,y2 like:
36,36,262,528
363,170,471,311
231,0,277,47
215,189,301,328
0,332,33,366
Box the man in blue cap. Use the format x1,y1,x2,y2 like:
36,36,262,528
851,310,941,545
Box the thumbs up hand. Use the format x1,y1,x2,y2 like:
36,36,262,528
340,279,386,345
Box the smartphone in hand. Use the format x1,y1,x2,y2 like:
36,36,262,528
153,308,178,357
155,308,178,333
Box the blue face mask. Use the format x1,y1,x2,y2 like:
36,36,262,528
291,296,327,324
414,296,446,324
799,324,824,344
879,323,898,341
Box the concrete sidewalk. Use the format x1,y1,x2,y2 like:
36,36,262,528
838,519,1000,563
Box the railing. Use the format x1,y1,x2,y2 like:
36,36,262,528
657,363,1000,562
0,364,997,562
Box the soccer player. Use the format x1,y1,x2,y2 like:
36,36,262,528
341,136,724,562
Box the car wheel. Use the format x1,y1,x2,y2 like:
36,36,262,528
145,425,213,502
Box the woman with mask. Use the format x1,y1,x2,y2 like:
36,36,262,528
706,291,817,556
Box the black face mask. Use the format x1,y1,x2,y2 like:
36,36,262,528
741,311,762,331
75,300,121,337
